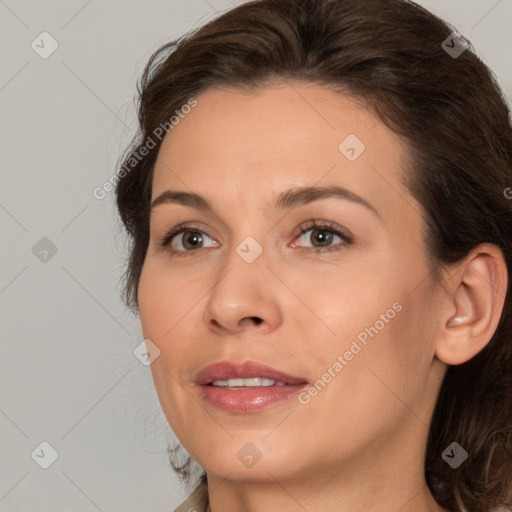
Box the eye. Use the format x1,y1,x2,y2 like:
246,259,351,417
158,219,353,256
159,223,218,254
292,220,353,254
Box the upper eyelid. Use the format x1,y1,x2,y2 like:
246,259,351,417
160,220,352,249
158,221,214,247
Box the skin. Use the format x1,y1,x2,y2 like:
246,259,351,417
137,82,508,512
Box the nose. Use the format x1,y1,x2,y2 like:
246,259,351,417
202,250,282,336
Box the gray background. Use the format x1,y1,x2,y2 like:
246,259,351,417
1,0,511,510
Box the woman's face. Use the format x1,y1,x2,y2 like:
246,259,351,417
138,82,447,486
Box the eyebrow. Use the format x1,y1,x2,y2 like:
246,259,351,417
150,185,381,219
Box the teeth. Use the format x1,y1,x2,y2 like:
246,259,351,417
211,377,288,387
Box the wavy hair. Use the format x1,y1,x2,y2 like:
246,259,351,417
115,1,512,510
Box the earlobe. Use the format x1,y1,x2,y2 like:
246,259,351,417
435,243,508,366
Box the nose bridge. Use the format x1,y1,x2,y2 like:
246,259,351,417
213,230,268,305
213,192,269,271
201,230,281,333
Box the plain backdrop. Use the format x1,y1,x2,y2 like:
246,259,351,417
1,0,511,510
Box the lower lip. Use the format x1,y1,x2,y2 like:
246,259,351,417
199,383,308,413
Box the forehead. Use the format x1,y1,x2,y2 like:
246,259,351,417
151,82,417,223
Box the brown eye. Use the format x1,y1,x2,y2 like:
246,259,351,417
296,226,342,248
307,227,336,247
170,230,217,251
177,231,204,250
294,221,352,253
159,224,219,254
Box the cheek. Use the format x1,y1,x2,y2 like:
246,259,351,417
137,263,203,439
138,259,204,339
295,300,433,458
137,262,189,394
295,260,434,407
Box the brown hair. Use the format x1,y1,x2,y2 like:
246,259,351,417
115,0,512,510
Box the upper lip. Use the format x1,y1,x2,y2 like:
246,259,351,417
195,360,308,385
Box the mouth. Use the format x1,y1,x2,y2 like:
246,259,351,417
195,360,308,386
195,360,309,413
208,377,292,388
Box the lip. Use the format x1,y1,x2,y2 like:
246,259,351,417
195,360,308,413
195,360,308,385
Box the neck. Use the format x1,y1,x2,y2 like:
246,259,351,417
205,420,447,512
206,470,447,512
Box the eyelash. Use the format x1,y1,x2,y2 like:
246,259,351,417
158,220,353,256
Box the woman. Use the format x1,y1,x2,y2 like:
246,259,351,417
115,0,512,510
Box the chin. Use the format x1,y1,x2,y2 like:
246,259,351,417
193,437,295,481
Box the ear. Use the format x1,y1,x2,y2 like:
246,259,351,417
435,243,508,365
